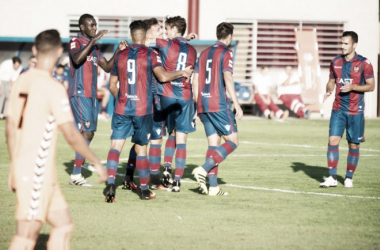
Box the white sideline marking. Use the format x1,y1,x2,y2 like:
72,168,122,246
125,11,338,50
83,164,380,200
95,134,380,153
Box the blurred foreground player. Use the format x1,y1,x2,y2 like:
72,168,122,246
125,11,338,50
192,22,243,196
320,31,375,188
6,29,106,250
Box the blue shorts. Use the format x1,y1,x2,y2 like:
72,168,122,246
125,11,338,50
329,110,365,144
151,98,166,140
69,96,98,132
160,96,196,134
199,110,238,137
111,113,153,145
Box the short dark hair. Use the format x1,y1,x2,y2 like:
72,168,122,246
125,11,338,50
165,16,186,36
217,22,234,40
129,20,147,34
342,31,358,43
12,56,21,64
144,18,159,30
56,64,65,69
79,14,94,27
35,29,62,53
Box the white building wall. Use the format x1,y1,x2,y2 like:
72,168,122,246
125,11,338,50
0,0,378,117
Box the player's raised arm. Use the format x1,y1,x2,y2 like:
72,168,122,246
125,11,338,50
224,71,243,119
98,40,128,73
70,30,108,66
59,122,107,183
186,33,198,41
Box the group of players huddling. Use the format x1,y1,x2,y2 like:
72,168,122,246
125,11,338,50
66,14,243,202
5,12,374,250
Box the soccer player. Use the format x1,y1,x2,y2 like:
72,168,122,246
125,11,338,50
192,22,243,196
320,31,375,188
122,18,198,191
68,13,127,186
104,20,192,202
153,16,197,192
6,29,106,250
121,18,167,191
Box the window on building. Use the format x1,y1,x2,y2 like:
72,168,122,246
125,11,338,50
231,20,344,79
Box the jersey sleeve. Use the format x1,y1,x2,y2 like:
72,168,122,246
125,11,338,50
69,37,81,54
156,38,169,49
151,50,162,69
363,59,374,79
49,84,74,126
329,60,335,79
222,50,234,74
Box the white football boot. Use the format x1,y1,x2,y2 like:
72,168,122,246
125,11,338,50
320,176,337,188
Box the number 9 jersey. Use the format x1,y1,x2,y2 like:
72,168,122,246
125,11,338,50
111,44,162,116
194,41,234,113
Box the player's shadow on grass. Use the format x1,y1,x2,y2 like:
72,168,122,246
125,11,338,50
184,164,227,194
64,160,93,179
290,162,345,185
35,234,49,250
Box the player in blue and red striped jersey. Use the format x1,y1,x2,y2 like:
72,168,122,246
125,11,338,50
104,20,192,202
122,18,198,191
192,22,243,196
150,16,197,192
68,13,127,186
121,18,167,191
320,31,375,188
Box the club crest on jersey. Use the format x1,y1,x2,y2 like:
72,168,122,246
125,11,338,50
87,56,98,66
85,121,91,128
156,128,162,135
354,66,359,73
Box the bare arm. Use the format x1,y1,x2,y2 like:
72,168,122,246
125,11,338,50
153,65,193,83
59,122,107,183
224,71,243,119
340,78,375,93
192,73,199,104
71,30,108,65
186,33,198,41
109,75,119,99
323,78,336,102
98,40,128,73
6,117,16,191
6,118,15,162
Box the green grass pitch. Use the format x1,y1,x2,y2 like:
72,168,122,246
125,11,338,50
1,118,380,249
